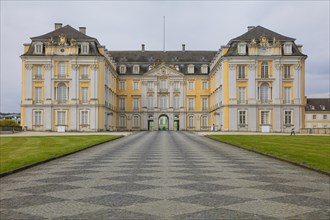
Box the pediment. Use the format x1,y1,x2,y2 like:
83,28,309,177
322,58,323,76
143,65,185,78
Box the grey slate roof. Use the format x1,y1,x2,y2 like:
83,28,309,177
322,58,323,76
230,25,295,43
108,50,217,74
305,98,330,111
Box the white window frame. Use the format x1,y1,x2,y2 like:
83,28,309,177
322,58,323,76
81,87,88,104
283,42,292,55
133,115,139,128
34,42,43,54
119,81,126,90
119,115,126,127
160,80,167,90
81,66,88,79
202,81,208,90
133,65,140,74
188,81,194,90
201,115,208,128
119,97,126,111
81,42,89,54
188,115,194,128
284,110,292,125
284,65,291,79
34,110,42,126
238,65,245,79
202,98,208,111
174,81,180,91
188,64,194,74
133,98,139,111
201,65,208,74
238,87,246,104
57,111,66,125
147,81,153,90
239,110,247,125
160,96,167,110
133,81,139,90
174,95,179,110
35,87,42,104
284,87,291,104
261,61,269,78
119,65,126,74
148,96,153,110
261,111,270,125
35,65,42,79
188,97,195,111
80,110,89,125
260,83,270,103
57,83,67,104
238,43,246,55
58,62,66,78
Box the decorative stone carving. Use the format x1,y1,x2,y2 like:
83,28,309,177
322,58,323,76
275,64,281,70
248,64,256,70
91,64,98,70
70,38,77,46
44,64,52,70
259,35,269,47
71,64,79,70
25,64,33,70
47,37,54,46
58,33,67,46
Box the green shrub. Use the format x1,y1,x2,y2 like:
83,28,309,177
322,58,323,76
0,119,20,127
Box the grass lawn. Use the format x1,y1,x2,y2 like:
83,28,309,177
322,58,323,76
0,135,120,174
207,135,330,174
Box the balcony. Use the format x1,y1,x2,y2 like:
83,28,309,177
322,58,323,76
158,88,169,93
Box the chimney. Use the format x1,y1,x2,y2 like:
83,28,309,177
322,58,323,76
247,26,255,31
182,44,185,52
79,27,86,34
55,23,62,30
141,44,145,52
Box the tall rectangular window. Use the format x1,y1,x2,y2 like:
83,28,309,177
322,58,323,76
133,116,139,128
148,96,153,110
34,111,42,125
81,111,88,125
119,116,126,127
57,111,66,125
202,81,208,90
119,81,125,90
284,111,292,125
160,96,167,109
188,81,194,90
201,116,208,127
284,65,291,79
174,96,179,110
35,66,42,79
188,116,194,127
58,62,66,78
238,65,245,79
188,98,194,111
238,87,246,104
239,111,246,125
261,111,270,125
284,87,291,104
82,87,88,104
261,61,269,78
147,81,153,90
160,80,166,90
35,87,42,104
202,98,208,111
133,81,139,90
133,98,139,110
119,97,125,111
81,66,88,79
174,81,180,91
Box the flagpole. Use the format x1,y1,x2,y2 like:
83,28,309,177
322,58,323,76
163,16,165,52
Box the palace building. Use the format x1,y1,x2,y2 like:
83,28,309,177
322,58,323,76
20,23,307,132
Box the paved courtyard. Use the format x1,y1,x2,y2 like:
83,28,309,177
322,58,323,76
1,131,329,219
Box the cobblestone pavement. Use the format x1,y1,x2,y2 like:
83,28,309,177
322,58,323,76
1,131,329,219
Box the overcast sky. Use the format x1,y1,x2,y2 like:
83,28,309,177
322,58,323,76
1,1,329,113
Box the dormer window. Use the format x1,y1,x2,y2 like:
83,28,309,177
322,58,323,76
188,64,194,74
320,105,326,110
238,42,247,55
81,42,89,54
310,105,315,110
133,65,140,74
175,65,179,71
201,64,208,74
283,42,292,55
119,65,126,74
34,42,43,54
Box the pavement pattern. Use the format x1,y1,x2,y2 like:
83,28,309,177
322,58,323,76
0,131,329,219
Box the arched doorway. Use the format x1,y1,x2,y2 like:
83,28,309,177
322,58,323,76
159,114,169,130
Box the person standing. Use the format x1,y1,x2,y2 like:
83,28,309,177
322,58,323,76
291,126,295,136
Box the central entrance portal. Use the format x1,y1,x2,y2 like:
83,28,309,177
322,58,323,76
158,115,169,130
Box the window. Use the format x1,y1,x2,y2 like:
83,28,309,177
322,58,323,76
148,96,153,110
284,87,291,104
238,43,246,55
160,96,167,109
284,65,291,79
119,81,126,90
35,87,42,104
35,66,42,79
81,43,89,54
133,115,139,128
188,115,194,127
57,111,66,125
238,87,246,104
133,65,140,74
188,64,194,73
119,115,126,127
82,87,88,104
202,81,208,90
260,83,269,103
201,65,208,74
119,65,126,74
133,81,139,90
57,83,67,104
261,111,270,125
202,98,208,111
81,111,88,125
174,81,180,91
160,80,166,90
238,65,245,79
133,98,139,110
313,115,316,120
34,43,43,54
261,61,269,78
119,97,126,111
284,111,292,125
34,111,42,125
188,81,194,90
201,116,208,127
239,111,246,125
81,66,88,79
58,62,66,78
147,81,153,90
188,98,194,111
174,96,179,110
284,43,292,54
323,115,327,120
175,65,180,71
